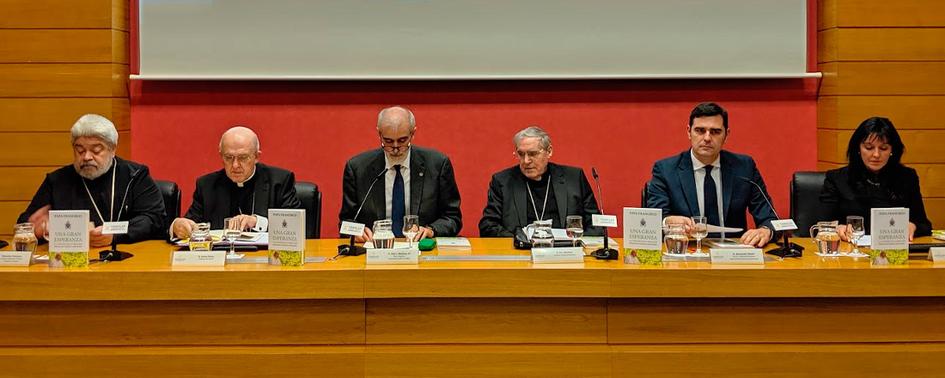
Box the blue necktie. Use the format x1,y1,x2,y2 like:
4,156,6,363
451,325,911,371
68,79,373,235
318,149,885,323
391,164,405,237
703,165,721,228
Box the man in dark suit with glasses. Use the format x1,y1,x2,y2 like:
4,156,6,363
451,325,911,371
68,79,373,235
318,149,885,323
339,106,462,242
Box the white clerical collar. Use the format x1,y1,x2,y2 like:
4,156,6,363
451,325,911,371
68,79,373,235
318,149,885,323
690,149,720,171
384,148,411,171
235,164,257,188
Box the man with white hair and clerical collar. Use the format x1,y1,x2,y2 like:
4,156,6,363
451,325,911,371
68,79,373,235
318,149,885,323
18,114,166,246
170,126,301,239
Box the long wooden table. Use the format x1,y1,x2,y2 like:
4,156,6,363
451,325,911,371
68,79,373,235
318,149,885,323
2,238,945,377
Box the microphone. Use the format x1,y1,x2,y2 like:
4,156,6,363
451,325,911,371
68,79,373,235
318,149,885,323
338,167,389,256
589,167,617,260
737,176,803,258
101,165,142,262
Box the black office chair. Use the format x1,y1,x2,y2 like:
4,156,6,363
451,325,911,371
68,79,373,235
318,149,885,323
790,171,830,237
294,181,321,239
154,179,181,231
641,180,650,207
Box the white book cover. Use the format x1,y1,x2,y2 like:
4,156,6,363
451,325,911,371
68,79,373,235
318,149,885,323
870,207,908,251
48,210,89,253
623,207,662,250
268,209,305,251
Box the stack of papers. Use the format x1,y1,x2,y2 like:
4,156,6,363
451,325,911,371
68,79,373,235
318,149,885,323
174,231,268,247
525,228,578,241
436,237,472,250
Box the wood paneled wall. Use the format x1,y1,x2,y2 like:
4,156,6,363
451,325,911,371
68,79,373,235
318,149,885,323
0,0,129,237
819,0,945,229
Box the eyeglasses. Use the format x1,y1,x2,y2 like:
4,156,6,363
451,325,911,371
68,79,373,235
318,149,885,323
514,149,546,160
380,135,412,151
222,154,256,164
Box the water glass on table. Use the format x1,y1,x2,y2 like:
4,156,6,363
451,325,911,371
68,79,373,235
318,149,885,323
566,215,584,247
402,215,420,247
223,217,241,256
690,216,708,254
846,215,866,256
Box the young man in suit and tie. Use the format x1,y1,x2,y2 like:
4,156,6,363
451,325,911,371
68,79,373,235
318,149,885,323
646,102,777,247
339,106,462,242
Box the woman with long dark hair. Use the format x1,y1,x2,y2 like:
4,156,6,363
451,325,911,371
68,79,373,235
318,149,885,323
820,116,932,241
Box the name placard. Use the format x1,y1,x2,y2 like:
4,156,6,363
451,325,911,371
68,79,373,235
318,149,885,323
929,247,945,263
591,214,618,228
101,221,129,235
172,251,226,266
623,208,662,265
770,219,798,232
340,221,365,237
0,252,32,266
710,248,765,265
531,247,585,264
366,248,420,265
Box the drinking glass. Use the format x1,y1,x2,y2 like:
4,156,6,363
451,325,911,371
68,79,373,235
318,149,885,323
402,215,420,247
13,223,38,253
847,215,866,255
690,216,708,254
223,217,241,255
189,222,212,251
565,215,584,247
530,219,554,248
373,219,395,249
663,224,689,255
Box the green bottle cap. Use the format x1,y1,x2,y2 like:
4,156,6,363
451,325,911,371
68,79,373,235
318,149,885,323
417,238,437,251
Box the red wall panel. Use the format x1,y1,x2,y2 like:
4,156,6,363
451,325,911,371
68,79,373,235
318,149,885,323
131,80,818,237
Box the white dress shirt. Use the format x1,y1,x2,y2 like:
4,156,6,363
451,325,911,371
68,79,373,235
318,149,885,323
383,149,411,219
690,150,725,227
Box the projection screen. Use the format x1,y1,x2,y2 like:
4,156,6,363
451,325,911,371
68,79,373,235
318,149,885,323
136,0,812,80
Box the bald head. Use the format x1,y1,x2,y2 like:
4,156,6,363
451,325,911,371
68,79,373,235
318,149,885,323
219,126,261,184
219,126,260,153
377,106,416,132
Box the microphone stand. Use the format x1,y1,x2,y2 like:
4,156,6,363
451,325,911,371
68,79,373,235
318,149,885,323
338,168,389,257
101,179,137,262
738,176,803,258
590,168,618,260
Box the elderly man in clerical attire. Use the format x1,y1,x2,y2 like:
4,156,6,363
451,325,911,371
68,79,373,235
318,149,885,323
479,126,602,237
170,126,301,239
18,114,166,246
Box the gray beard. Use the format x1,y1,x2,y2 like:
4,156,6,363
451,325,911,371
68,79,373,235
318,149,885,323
77,157,114,180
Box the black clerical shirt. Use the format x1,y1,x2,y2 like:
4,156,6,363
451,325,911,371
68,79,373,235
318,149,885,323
17,157,166,243
523,170,560,228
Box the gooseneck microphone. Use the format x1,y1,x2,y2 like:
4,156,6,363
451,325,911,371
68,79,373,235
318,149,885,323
737,176,803,258
101,166,141,262
338,167,389,256
589,167,618,260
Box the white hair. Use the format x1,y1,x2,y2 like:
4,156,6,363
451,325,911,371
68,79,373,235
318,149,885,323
377,106,416,131
71,114,118,148
513,125,552,150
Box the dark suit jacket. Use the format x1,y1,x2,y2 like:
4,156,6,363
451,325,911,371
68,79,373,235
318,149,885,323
479,162,602,237
17,157,166,243
646,150,777,235
339,146,462,236
820,165,932,237
184,163,301,230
